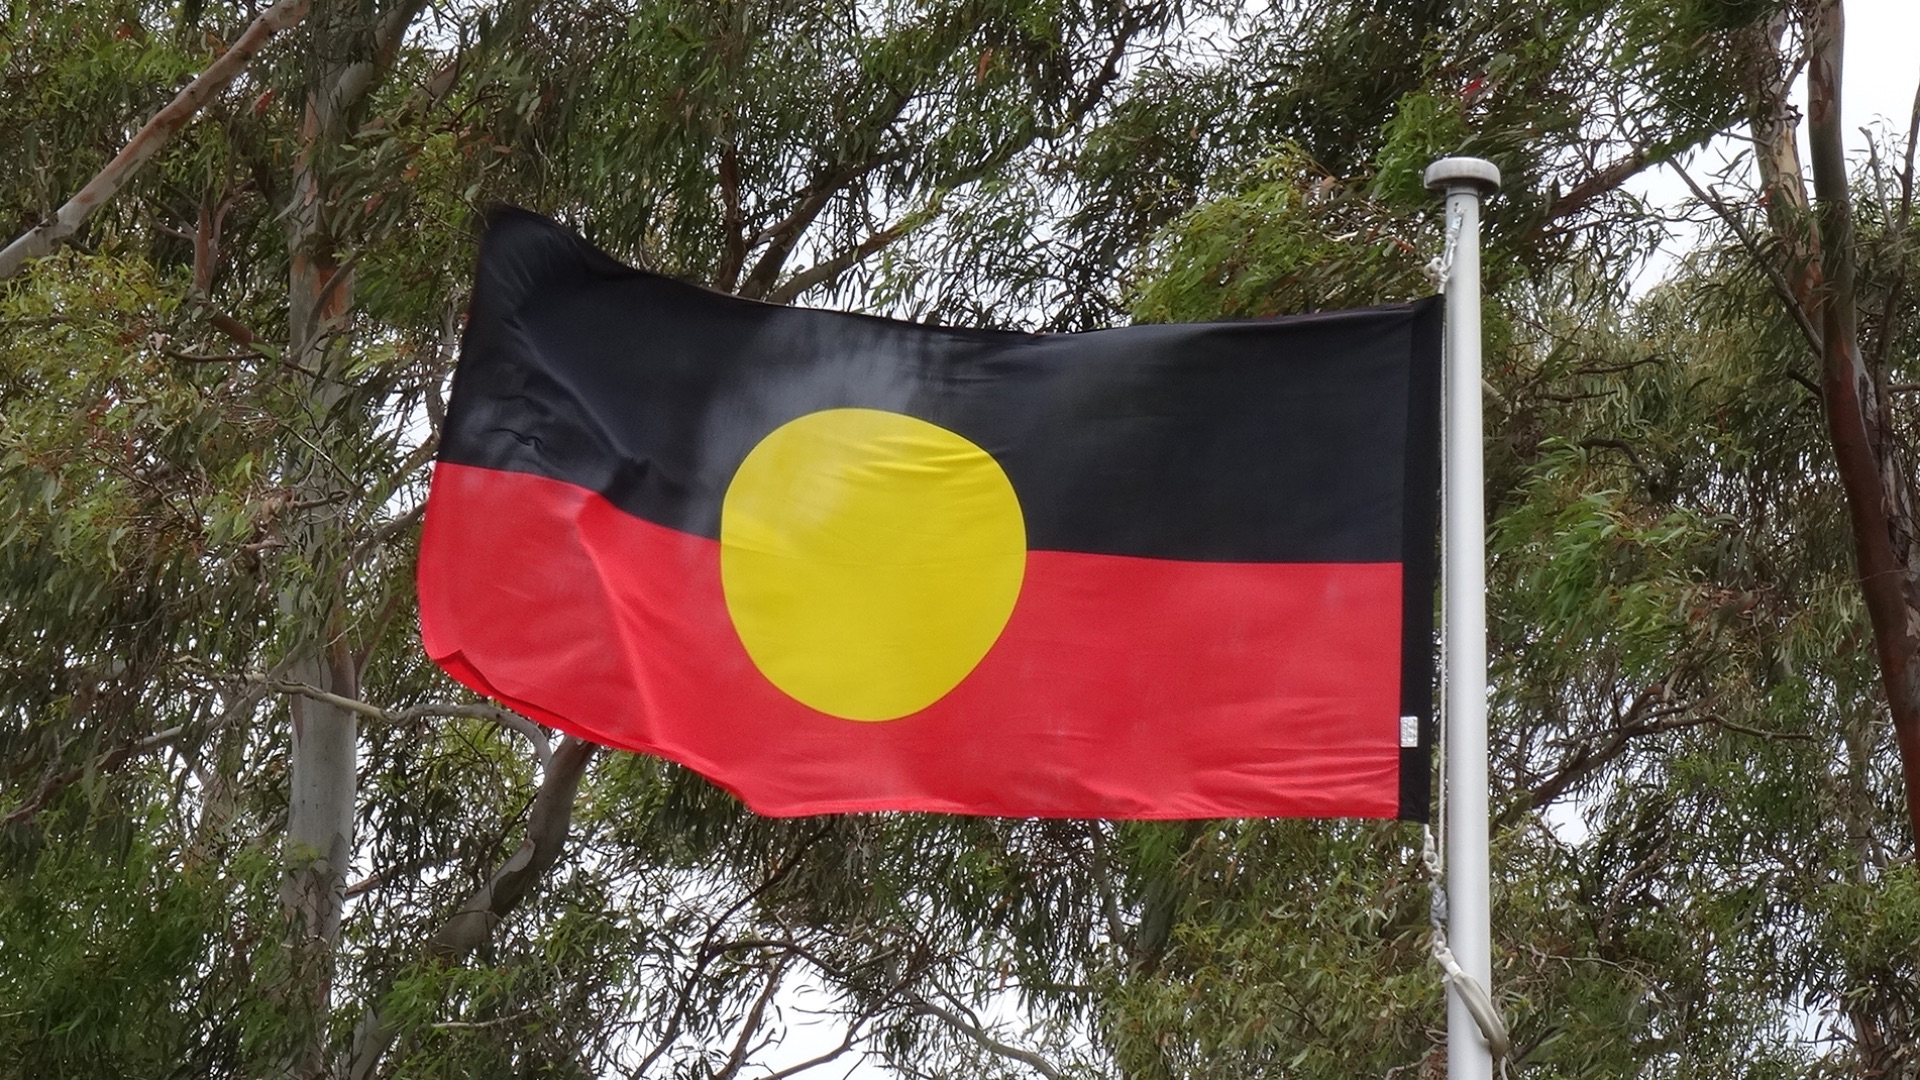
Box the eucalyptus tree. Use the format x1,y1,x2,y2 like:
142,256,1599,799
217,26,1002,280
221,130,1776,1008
1084,0,1920,1074
2,0,1191,1073
6,0,1919,1077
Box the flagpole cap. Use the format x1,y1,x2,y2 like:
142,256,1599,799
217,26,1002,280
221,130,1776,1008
1423,157,1501,196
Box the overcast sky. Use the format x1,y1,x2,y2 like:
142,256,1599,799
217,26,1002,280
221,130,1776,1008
1633,0,1920,283
1832,0,1920,134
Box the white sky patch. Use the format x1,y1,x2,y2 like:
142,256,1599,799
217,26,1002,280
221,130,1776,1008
1628,0,1920,288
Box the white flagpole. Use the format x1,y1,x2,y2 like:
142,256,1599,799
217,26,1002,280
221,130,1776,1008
1424,155,1501,1080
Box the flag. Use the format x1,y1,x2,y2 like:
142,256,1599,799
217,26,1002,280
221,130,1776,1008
419,208,1440,820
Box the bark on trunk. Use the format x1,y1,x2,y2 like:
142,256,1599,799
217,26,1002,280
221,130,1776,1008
1803,0,1920,852
276,3,426,1073
281,649,360,1077
1805,6,1920,1066
278,83,357,1080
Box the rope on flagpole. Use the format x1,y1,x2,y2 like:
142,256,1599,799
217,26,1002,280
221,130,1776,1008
1423,206,1465,294
1423,826,1510,1063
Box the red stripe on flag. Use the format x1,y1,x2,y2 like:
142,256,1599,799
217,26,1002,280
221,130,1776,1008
419,462,1405,818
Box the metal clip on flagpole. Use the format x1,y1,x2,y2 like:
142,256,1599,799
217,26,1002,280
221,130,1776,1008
1424,156,1503,1078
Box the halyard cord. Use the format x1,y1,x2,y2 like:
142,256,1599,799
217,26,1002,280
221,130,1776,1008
1423,827,1511,1063
1427,201,1512,1067
1423,206,1465,294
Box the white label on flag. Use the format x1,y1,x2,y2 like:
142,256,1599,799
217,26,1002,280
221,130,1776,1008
1400,716,1420,748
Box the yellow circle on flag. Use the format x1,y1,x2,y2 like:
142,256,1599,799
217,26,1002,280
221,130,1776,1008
719,408,1026,721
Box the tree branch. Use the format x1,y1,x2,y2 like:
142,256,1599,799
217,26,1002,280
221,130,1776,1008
739,5,1154,301
765,219,913,304
322,0,431,121
1669,159,1825,357
714,143,750,293
1,725,187,828
249,673,550,766
629,825,836,1076
1085,822,1129,951
347,496,427,564
0,0,312,280
1544,150,1650,224
905,996,1068,1080
1868,70,1920,372
342,735,595,1080
1055,3,1149,132
738,143,908,298
1525,684,1708,812
752,1020,867,1080
710,956,789,1080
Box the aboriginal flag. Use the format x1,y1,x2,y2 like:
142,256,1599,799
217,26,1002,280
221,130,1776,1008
419,208,1441,820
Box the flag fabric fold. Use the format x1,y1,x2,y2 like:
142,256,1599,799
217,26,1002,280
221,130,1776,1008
419,208,1440,820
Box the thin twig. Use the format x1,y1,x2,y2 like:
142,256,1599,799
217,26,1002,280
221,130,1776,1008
163,349,266,364
1668,160,1825,357
630,825,837,1077
1706,714,1814,742
752,1020,868,1080
1868,72,1920,372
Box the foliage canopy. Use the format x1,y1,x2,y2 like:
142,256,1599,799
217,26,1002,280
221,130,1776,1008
3,0,1918,1076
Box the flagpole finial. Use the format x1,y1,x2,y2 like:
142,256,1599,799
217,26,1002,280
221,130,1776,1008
1423,157,1501,196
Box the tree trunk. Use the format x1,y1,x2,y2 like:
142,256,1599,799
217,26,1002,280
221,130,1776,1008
276,2,423,1072
1737,5,1919,1068
1803,0,1920,853
282,650,359,1077
1800,4,1920,1070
